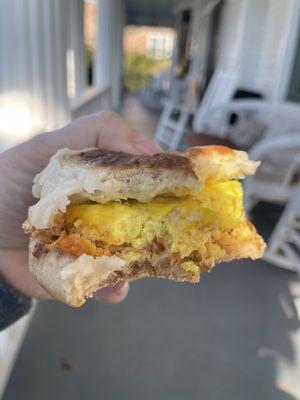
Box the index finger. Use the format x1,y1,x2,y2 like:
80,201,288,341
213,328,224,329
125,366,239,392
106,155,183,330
43,111,162,155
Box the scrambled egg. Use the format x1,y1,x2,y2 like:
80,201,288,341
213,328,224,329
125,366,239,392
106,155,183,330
63,180,251,266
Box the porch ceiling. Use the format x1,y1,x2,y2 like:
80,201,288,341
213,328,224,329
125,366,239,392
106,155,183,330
124,0,176,27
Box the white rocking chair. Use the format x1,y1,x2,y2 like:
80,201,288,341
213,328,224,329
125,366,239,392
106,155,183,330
244,133,300,212
264,187,300,273
154,76,197,150
196,100,300,149
192,70,239,133
155,69,239,150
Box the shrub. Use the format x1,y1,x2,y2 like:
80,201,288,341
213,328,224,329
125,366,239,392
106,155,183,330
124,52,170,92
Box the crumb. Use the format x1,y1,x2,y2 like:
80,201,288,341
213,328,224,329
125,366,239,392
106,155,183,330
60,358,73,372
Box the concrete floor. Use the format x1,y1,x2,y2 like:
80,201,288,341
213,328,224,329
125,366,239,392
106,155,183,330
3,244,300,400
3,98,300,400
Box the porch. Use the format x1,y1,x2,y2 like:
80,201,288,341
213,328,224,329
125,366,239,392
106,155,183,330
3,202,300,399
1,0,300,398
1,88,300,398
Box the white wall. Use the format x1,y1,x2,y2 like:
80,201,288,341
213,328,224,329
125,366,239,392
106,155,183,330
247,0,295,98
257,0,299,99
0,0,125,150
217,0,242,71
190,3,211,81
217,0,298,99
176,0,299,100
0,1,71,393
0,1,124,394
238,0,269,92
0,0,70,149
217,0,271,94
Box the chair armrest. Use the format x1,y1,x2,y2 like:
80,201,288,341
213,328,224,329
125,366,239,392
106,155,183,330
193,100,272,136
204,100,272,116
284,155,300,186
250,133,300,160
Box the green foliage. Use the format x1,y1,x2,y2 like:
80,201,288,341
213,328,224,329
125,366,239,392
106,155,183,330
124,52,170,92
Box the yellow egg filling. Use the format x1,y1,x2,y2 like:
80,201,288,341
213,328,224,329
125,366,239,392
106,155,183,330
63,180,253,267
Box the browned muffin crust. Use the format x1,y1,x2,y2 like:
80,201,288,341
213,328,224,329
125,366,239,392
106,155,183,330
71,150,197,176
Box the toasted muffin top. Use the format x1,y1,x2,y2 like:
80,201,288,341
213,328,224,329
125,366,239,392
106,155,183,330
71,149,196,176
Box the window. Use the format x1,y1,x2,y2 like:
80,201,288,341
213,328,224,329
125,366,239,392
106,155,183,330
147,33,174,59
175,9,192,77
84,0,98,86
67,0,98,101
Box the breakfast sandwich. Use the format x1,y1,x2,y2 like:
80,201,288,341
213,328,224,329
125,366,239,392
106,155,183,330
23,146,265,306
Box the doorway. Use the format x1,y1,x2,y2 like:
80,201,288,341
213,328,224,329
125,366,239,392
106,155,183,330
175,9,193,78
288,22,300,102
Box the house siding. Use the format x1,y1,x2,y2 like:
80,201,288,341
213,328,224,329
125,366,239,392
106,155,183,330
256,0,297,99
175,0,298,100
218,0,298,99
217,0,243,72
190,4,211,80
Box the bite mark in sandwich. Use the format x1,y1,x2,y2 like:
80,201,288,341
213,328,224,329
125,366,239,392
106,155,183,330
23,146,266,306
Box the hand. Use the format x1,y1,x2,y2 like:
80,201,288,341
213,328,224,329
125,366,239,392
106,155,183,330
0,111,160,304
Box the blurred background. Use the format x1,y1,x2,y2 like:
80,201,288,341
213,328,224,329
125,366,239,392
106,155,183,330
1,0,300,399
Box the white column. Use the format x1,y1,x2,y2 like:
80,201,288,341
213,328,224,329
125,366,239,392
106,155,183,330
32,0,70,129
111,0,125,110
95,0,113,89
68,0,86,100
0,0,70,148
229,0,250,72
95,0,124,109
274,0,300,100
217,0,250,73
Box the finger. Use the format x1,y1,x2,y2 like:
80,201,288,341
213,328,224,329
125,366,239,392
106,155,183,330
0,111,161,220
93,281,129,304
3,111,161,183
40,111,161,156
92,111,161,154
